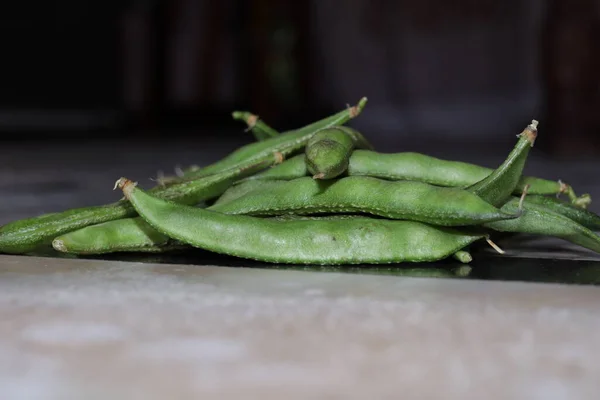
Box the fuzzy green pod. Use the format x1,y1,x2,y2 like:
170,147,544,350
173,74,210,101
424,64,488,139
185,98,368,179
523,195,600,231
0,158,273,254
212,179,284,206
239,150,578,200
208,176,518,226
114,177,486,265
466,120,537,207
53,218,179,255
305,127,356,179
485,197,600,254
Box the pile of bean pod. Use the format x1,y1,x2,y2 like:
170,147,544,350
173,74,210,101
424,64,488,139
2,97,600,265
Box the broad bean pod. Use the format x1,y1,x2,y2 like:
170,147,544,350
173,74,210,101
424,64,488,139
522,195,600,231
53,217,182,255
484,197,600,253
105,178,486,265
466,121,537,207
0,158,273,254
239,151,579,200
208,176,518,226
305,127,371,180
183,98,368,179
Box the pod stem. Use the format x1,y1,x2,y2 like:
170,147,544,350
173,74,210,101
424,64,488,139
518,183,531,210
486,237,506,254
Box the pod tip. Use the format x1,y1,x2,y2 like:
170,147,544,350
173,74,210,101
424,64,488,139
350,97,368,118
52,238,67,253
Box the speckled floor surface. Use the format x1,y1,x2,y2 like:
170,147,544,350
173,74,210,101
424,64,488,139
1,137,600,398
2,255,600,400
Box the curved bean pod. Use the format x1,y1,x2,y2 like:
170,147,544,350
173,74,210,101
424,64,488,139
484,197,600,253
239,151,576,199
184,98,368,179
0,158,273,254
466,120,537,206
53,218,175,255
208,176,517,226
522,195,600,231
111,177,486,265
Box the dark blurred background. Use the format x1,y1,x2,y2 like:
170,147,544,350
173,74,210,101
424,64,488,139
1,0,599,223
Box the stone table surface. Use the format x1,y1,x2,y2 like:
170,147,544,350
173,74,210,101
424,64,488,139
2,255,600,400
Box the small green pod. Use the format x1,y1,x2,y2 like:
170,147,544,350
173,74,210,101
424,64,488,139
53,218,174,255
305,127,355,179
466,120,537,207
212,179,284,206
185,98,368,179
0,158,273,255
208,176,517,226
232,111,279,141
239,150,577,200
485,197,600,254
523,195,600,231
115,177,486,265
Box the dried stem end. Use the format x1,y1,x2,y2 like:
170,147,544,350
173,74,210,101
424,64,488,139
349,97,368,118
114,178,137,198
486,237,505,254
519,119,538,147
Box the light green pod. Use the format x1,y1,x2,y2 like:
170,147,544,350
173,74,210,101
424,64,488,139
114,177,486,265
184,98,368,179
466,120,537,207
53,218,178,255
212,179,284,206
522,195,600,231
485,197,600,254
305,127,356,179
208,176,517,226
239,150,578,200
0,158,273,255
232,111,279,141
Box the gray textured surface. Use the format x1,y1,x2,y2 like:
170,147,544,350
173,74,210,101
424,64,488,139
1,255,600,400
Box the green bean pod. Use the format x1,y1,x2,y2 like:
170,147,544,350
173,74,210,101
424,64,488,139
212,179,283,206
208,176,517,226
0,158,274,254
53,218,179,255
239,150,576,199
305,127,356,179
484,197,600,253
231,111,279,141
466,120,537,206
109,177,486,265
522,195,600,231
185,98,368,179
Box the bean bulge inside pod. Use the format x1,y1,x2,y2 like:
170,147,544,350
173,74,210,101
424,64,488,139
208,176,519,227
